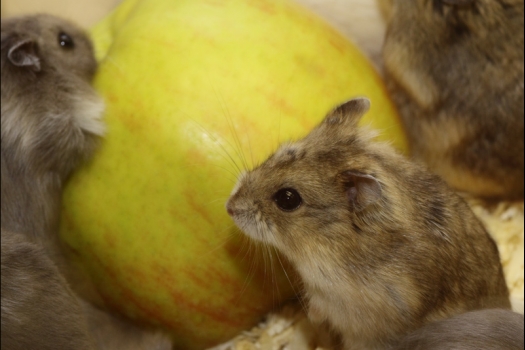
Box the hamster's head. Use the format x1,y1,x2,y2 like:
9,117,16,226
1,14,97,82
226,98,393,260
1,15,104,178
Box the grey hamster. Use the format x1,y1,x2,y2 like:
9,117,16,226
226,98,510,349
1,229,96,350
1,14,173,350
393,308,524,350
1,13,105,249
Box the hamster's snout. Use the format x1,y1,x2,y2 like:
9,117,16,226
225,201,235,217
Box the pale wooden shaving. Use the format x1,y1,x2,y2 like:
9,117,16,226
468,199,524,313
209,200,524,350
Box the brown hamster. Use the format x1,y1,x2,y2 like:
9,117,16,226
393,308,524,350
1,229,96,350
226,98,510,349
1,13,105,253
382,0,524,199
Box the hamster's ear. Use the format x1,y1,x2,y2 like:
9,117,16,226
7,38,41,72
323,98,371,128
339,170,382,211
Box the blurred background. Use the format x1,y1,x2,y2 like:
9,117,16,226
1,0,122,27
0,0,388,65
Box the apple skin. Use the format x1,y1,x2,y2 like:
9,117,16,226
59,0,408,348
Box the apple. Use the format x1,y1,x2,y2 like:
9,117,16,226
59,0,408,348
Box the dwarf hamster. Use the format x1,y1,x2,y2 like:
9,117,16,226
1,14,173,350
393,308,524,350
1,14,105,251
1,229,96,350
382,0,524,199
226,98,510,349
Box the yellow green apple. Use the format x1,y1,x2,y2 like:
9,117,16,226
59,0,408,348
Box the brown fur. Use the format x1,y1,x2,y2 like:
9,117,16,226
382,0,524,199
393,308,524,350
226,98,510,349
1,14,172,350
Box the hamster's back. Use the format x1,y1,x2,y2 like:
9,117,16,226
393,308,524,350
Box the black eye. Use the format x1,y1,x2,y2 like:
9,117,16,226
273,188,302,212
58,32,74,49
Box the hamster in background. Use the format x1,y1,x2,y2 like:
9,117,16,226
226,98,510,349
382,0,524,199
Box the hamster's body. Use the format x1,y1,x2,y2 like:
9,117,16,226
1,15,172,350
226,98,510,349
0,14,104,350
1,14,104,252
382,0,524,199
393,308,524,350
1,229,95,350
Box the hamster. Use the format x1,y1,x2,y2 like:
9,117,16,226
226,98,511,349
1,14,173,350
1,13,105,254
82,303,173,350
1,229,96,350
381,0,524,199
393,308,524,350
0,14,104,350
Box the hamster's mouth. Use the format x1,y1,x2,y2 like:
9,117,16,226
230,214,264,242
227,208,276,246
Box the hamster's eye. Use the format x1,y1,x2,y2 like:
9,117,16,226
273,188,302,212
58,32,74,49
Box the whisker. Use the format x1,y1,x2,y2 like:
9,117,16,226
246,129,254,171
200,225,238,257
269,247,282,308
205,197,231,206
186,118,242,175
210,86,249,172
238,241,258,298
261,244,269,291
180,162,238,185
275,251,307,316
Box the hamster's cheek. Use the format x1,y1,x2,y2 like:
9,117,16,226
72,93,105,136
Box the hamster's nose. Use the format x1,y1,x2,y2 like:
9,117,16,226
226,203,235,216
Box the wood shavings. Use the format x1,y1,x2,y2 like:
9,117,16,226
210,200,525,350
468,199,524,313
